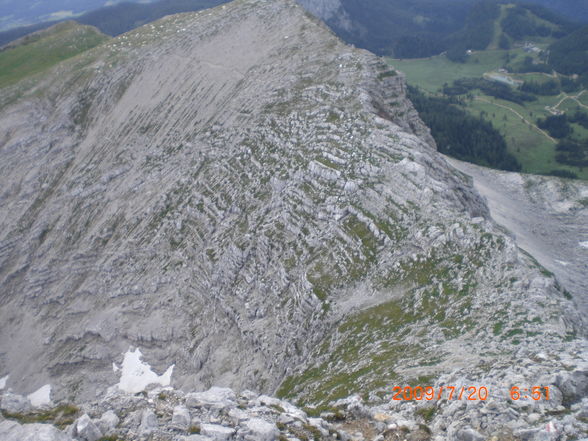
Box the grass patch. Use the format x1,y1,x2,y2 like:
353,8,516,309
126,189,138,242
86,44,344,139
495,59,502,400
188,424,201,434
1,404,79,429
0,22,109,89
415,406,437,423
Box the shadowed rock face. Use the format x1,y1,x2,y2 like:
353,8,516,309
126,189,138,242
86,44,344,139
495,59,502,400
0,1,584,426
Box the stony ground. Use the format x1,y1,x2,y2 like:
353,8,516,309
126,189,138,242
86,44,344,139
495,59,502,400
446,157,588,315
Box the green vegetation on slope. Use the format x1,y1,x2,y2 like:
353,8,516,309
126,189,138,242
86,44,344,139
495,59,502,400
331,0,578,60
0,0,229,47
549,26,588,85
0,21,109,89
278,232,512,407
389,6,588,180
408,86,522,171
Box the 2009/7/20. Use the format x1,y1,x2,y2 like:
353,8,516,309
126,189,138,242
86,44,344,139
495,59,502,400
391,386,488,401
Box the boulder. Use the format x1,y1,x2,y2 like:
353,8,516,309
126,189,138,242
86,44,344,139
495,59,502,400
455,427,485,441
96,410,119,436
172,405,191,430
242,418,279,441
556,370,588,405
200,423,235,441
254,395,282,407
140,409,158,434
513,428,541,440
228,407,249,424
0,393,32,414
186,387,236,409
0,420,72,441
74,414,102,441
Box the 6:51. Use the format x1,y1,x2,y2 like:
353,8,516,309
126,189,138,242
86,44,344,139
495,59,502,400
510,386,549,400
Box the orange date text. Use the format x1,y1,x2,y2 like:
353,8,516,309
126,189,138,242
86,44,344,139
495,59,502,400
391,386,489,401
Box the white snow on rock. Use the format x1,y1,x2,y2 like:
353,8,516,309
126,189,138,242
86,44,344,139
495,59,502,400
117,348,174,394
0,375,8,390
27,384,51,407
579,241,588,249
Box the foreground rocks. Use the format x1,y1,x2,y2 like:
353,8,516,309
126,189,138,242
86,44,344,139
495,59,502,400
2,376,588,441
1,386,339,441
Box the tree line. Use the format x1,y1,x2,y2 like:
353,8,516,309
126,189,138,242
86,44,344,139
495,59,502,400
408,86,522,172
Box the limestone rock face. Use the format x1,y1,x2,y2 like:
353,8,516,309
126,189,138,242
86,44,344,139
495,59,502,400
0,2,585,438
0,393,32,414
0,0,457,400
0,420,72,441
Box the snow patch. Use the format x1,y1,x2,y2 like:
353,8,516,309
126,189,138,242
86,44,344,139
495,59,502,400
0,375,8,389
117,348,174,394
579,241,588,249
28,384,52,407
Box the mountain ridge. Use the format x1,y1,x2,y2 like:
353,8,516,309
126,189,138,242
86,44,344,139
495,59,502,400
0,0,587,439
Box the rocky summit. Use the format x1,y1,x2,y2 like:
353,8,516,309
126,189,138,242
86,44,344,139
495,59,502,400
0,0,587,440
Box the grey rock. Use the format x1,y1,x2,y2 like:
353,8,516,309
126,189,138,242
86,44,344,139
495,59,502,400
577,405,588,419
254,395,282,407
533,430,558,441
200,423,235,441
514,428,542,440
172,405,191,430
0,393,32,414
455,427,485,441
556,370,588,405
74,414,102,441
183,435,214,441
242,418,279,441
186,387,236,409
277,413,295,425
122,409,143,429
96,410,119,436
228,408,249,424
0,420,72,441
0,421,21,439
140,409,158,434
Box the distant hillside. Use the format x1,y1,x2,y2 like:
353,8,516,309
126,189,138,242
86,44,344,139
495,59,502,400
1,0,584,54
521,0,588,23
549,26,588,82
0,0,229,47
301,0,580,60
0,0,149,31
0,21,109,88
390,5,588,180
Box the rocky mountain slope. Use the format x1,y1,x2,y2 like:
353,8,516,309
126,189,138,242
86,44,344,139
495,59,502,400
0,0,587,439
447,158,588,314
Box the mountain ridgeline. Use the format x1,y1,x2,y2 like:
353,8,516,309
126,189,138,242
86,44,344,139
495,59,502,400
1,0,585,56
0,0,230,46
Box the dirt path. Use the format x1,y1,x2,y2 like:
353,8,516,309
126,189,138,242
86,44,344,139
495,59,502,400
474,95,556,142
553,89,588,111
